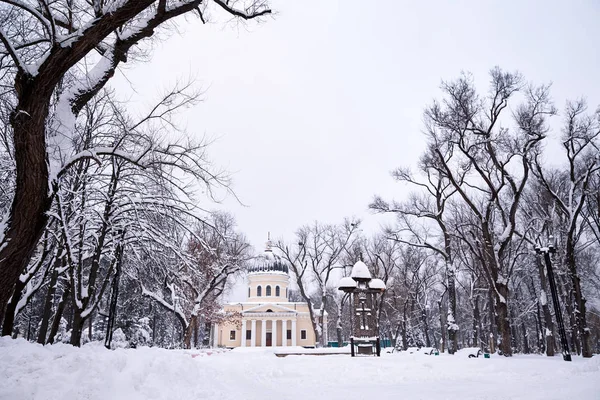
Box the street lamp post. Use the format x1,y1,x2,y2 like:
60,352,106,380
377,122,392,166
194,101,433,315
535,241,571,362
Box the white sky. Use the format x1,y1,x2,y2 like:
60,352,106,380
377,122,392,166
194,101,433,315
112,0,600,254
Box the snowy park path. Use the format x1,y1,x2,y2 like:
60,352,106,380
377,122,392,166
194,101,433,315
1,338,599,400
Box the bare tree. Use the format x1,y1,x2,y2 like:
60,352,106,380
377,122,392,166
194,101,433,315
371,141,461,353
1,79,237,345
519,181,558,356
141,211,251,349
423,68,552,355
0,0,271,324
276,219,360,347
532,99,600,357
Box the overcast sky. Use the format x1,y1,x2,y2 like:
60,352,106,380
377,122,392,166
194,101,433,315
112,0,600,255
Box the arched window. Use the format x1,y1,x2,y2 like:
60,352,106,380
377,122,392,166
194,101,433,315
248,287,251,298
266,285,272,296
257,286,262,297
275,286,280,297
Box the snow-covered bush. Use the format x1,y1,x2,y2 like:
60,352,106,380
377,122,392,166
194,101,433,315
129,317,152,348
111,328,129,349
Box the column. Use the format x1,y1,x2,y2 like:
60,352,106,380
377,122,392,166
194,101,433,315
282,319,287,347
272,320,277,347
241,319,247,347
213,323,219,348
251,320,256,347
261,319,267,347
291,319,297,346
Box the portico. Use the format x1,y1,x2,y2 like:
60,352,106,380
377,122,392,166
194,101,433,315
239,312,298,347
217,303,315,348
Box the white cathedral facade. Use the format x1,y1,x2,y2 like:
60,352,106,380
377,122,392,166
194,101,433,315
213,240,325,348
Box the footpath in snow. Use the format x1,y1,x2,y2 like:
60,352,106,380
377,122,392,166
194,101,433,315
1,337,599,400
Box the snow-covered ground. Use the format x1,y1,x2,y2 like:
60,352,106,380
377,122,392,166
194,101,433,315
1,337,599,400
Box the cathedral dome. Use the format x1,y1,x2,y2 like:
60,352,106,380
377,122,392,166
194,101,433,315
246,235,290,302
247,237,289,275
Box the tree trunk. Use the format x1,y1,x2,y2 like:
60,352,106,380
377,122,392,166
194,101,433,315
489,333,495,354
174,314,187,348
438,298,446,353
421,307,431,347
478,306,484,351
88,315,93,342
521,320,530,354
558,274,580,355
104,247,122,349
536,258,555,356
26,302,33,341
510,308,518,352
566,240,593,357
487,288,497,341
336,295,346,347
183,315,197,349
1,279,26,336
193,317,199,349
0,75,54,324
47,280,71,344
401,303,408,350
37,269,59,344
446,262,458,354
496,283,512,356
535,300,543,354
336,325,343,347
472,295,481,349
70,310,85,347
152,307,157,346
566,298,580,355
291,272,322,348
318,296,327,347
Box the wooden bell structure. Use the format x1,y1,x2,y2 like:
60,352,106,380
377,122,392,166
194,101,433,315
338,261,386,356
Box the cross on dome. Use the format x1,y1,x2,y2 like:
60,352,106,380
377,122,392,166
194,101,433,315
247,233,289,274
265,232,273,252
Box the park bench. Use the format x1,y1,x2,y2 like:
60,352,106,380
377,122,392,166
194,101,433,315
458,347,483,358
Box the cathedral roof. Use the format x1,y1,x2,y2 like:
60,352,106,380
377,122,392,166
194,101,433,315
247,235,289,275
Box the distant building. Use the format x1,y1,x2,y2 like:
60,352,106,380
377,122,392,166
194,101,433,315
213,238,325,348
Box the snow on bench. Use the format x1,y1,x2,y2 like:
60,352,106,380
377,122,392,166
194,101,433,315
405,347,437,355
456,347,483,358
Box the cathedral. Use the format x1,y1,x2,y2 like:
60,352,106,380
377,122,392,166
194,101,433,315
213,239,324,348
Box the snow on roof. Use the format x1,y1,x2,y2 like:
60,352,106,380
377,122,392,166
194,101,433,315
248,247,289,274
369,278,386,290
338,276,357,290
350,261,371,280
